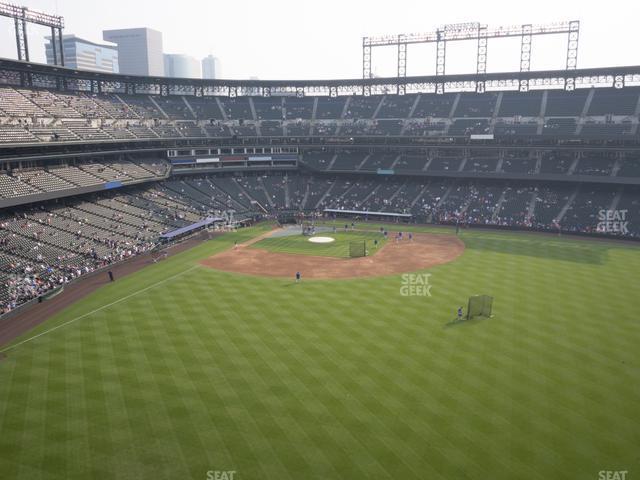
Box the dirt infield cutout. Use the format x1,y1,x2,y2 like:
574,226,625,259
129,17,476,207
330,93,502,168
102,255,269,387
201,232,465,279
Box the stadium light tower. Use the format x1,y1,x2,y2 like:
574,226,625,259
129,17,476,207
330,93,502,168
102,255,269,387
362,20,580,92
0,1,65,66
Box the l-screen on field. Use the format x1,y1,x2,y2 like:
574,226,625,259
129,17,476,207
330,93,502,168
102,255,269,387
1,222,639,480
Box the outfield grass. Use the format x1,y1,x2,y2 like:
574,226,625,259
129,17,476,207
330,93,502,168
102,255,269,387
252,229,386,258
0,223,639,480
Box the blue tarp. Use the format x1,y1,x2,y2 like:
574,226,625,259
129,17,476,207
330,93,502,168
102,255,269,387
160,216,223,239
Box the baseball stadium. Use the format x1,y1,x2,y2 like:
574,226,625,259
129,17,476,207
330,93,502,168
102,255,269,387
0,3,639,479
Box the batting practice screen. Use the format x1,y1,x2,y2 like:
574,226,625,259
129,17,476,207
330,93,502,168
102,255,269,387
349,240,366,258
467,295,493,320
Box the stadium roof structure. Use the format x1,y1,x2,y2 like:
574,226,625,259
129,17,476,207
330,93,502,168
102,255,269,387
1,58,640,97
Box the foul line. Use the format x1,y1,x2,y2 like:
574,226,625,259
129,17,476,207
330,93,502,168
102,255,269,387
0,265,200,354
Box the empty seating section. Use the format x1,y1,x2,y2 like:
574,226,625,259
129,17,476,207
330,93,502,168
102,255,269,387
540,151,574,174
330,151,367,170
370,120,403,136
376,95,416,118
587,88,640,115
186,97,224,120
0,174,41,198
394,155,428,171
0,125,38,143
617,156,640,177
449,119,490,135
175,122,205,138
494,121,539,136
497,187,535,225
498,92,542,117
286,121,310,136
359,154,397,171
17,89,82,118
573,152,616,176
411,94,455,118
581,123,633,136
545,90,588,116
428,156,461,172
542,118,576,136
220,98,253,120
153,96,193,119
502,156,538,174
455,93,497,117
253,98,283,120
344,96,381,119
121,96,164,118
15,170,74,192
260,121,284,136
285,98,314,119
315,97,346,119
463,158,499,173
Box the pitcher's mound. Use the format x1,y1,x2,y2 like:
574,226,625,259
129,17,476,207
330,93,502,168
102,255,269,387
201,232,464,279
308,236,335,243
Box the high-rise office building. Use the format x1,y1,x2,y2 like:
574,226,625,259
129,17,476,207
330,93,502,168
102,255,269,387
102,28,163,76
201,55,221,79
164,54,200,79
44,35,119,73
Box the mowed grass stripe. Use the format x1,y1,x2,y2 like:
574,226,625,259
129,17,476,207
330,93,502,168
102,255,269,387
0,223,638,479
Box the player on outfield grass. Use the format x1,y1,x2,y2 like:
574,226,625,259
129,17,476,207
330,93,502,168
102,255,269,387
457,306,463,321
295,271,301,283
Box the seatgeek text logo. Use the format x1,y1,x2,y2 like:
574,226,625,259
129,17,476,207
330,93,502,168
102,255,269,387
596,209,628,234
400,273,432,297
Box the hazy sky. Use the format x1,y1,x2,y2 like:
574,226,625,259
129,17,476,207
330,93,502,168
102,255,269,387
1,0,639,80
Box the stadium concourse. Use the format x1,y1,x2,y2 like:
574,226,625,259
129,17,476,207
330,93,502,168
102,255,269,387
0,59,640,314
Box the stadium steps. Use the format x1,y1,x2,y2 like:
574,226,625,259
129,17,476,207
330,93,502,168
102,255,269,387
214,98,228,120
360,184,381,205
313,181,335,210
609,187,623,211
181,97,198,119
340,97,351,119
148,96,169,119
534,153,542,174
555,187,579,223
610,157,622,177
284,178,291,208
495,153,505,173
163,181,221,213
232,178,267,211
300,181,311,209
537,91,548,135
457,157,468,172
410,181,431,209
311,97,318,120
389,154,403,169
257,177,276,208
203,178,252,212
248,98,258,121
567,155,581,175
491,190,508,222
114,94,142,119
489,92,503,134
326,154,338,170
387,181,407,205
355,154,371,171
371,95,385,119
527,189,538,219
408,94,421,119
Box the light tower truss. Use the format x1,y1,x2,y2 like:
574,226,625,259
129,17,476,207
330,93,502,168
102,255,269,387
363,21,580,92
0,2,65,65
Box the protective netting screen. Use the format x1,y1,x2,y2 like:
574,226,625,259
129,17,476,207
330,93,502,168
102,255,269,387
467,295,493,320
349,241,366,258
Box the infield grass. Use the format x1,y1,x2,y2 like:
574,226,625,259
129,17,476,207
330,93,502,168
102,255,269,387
251,229,386,257
0,222,639,480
